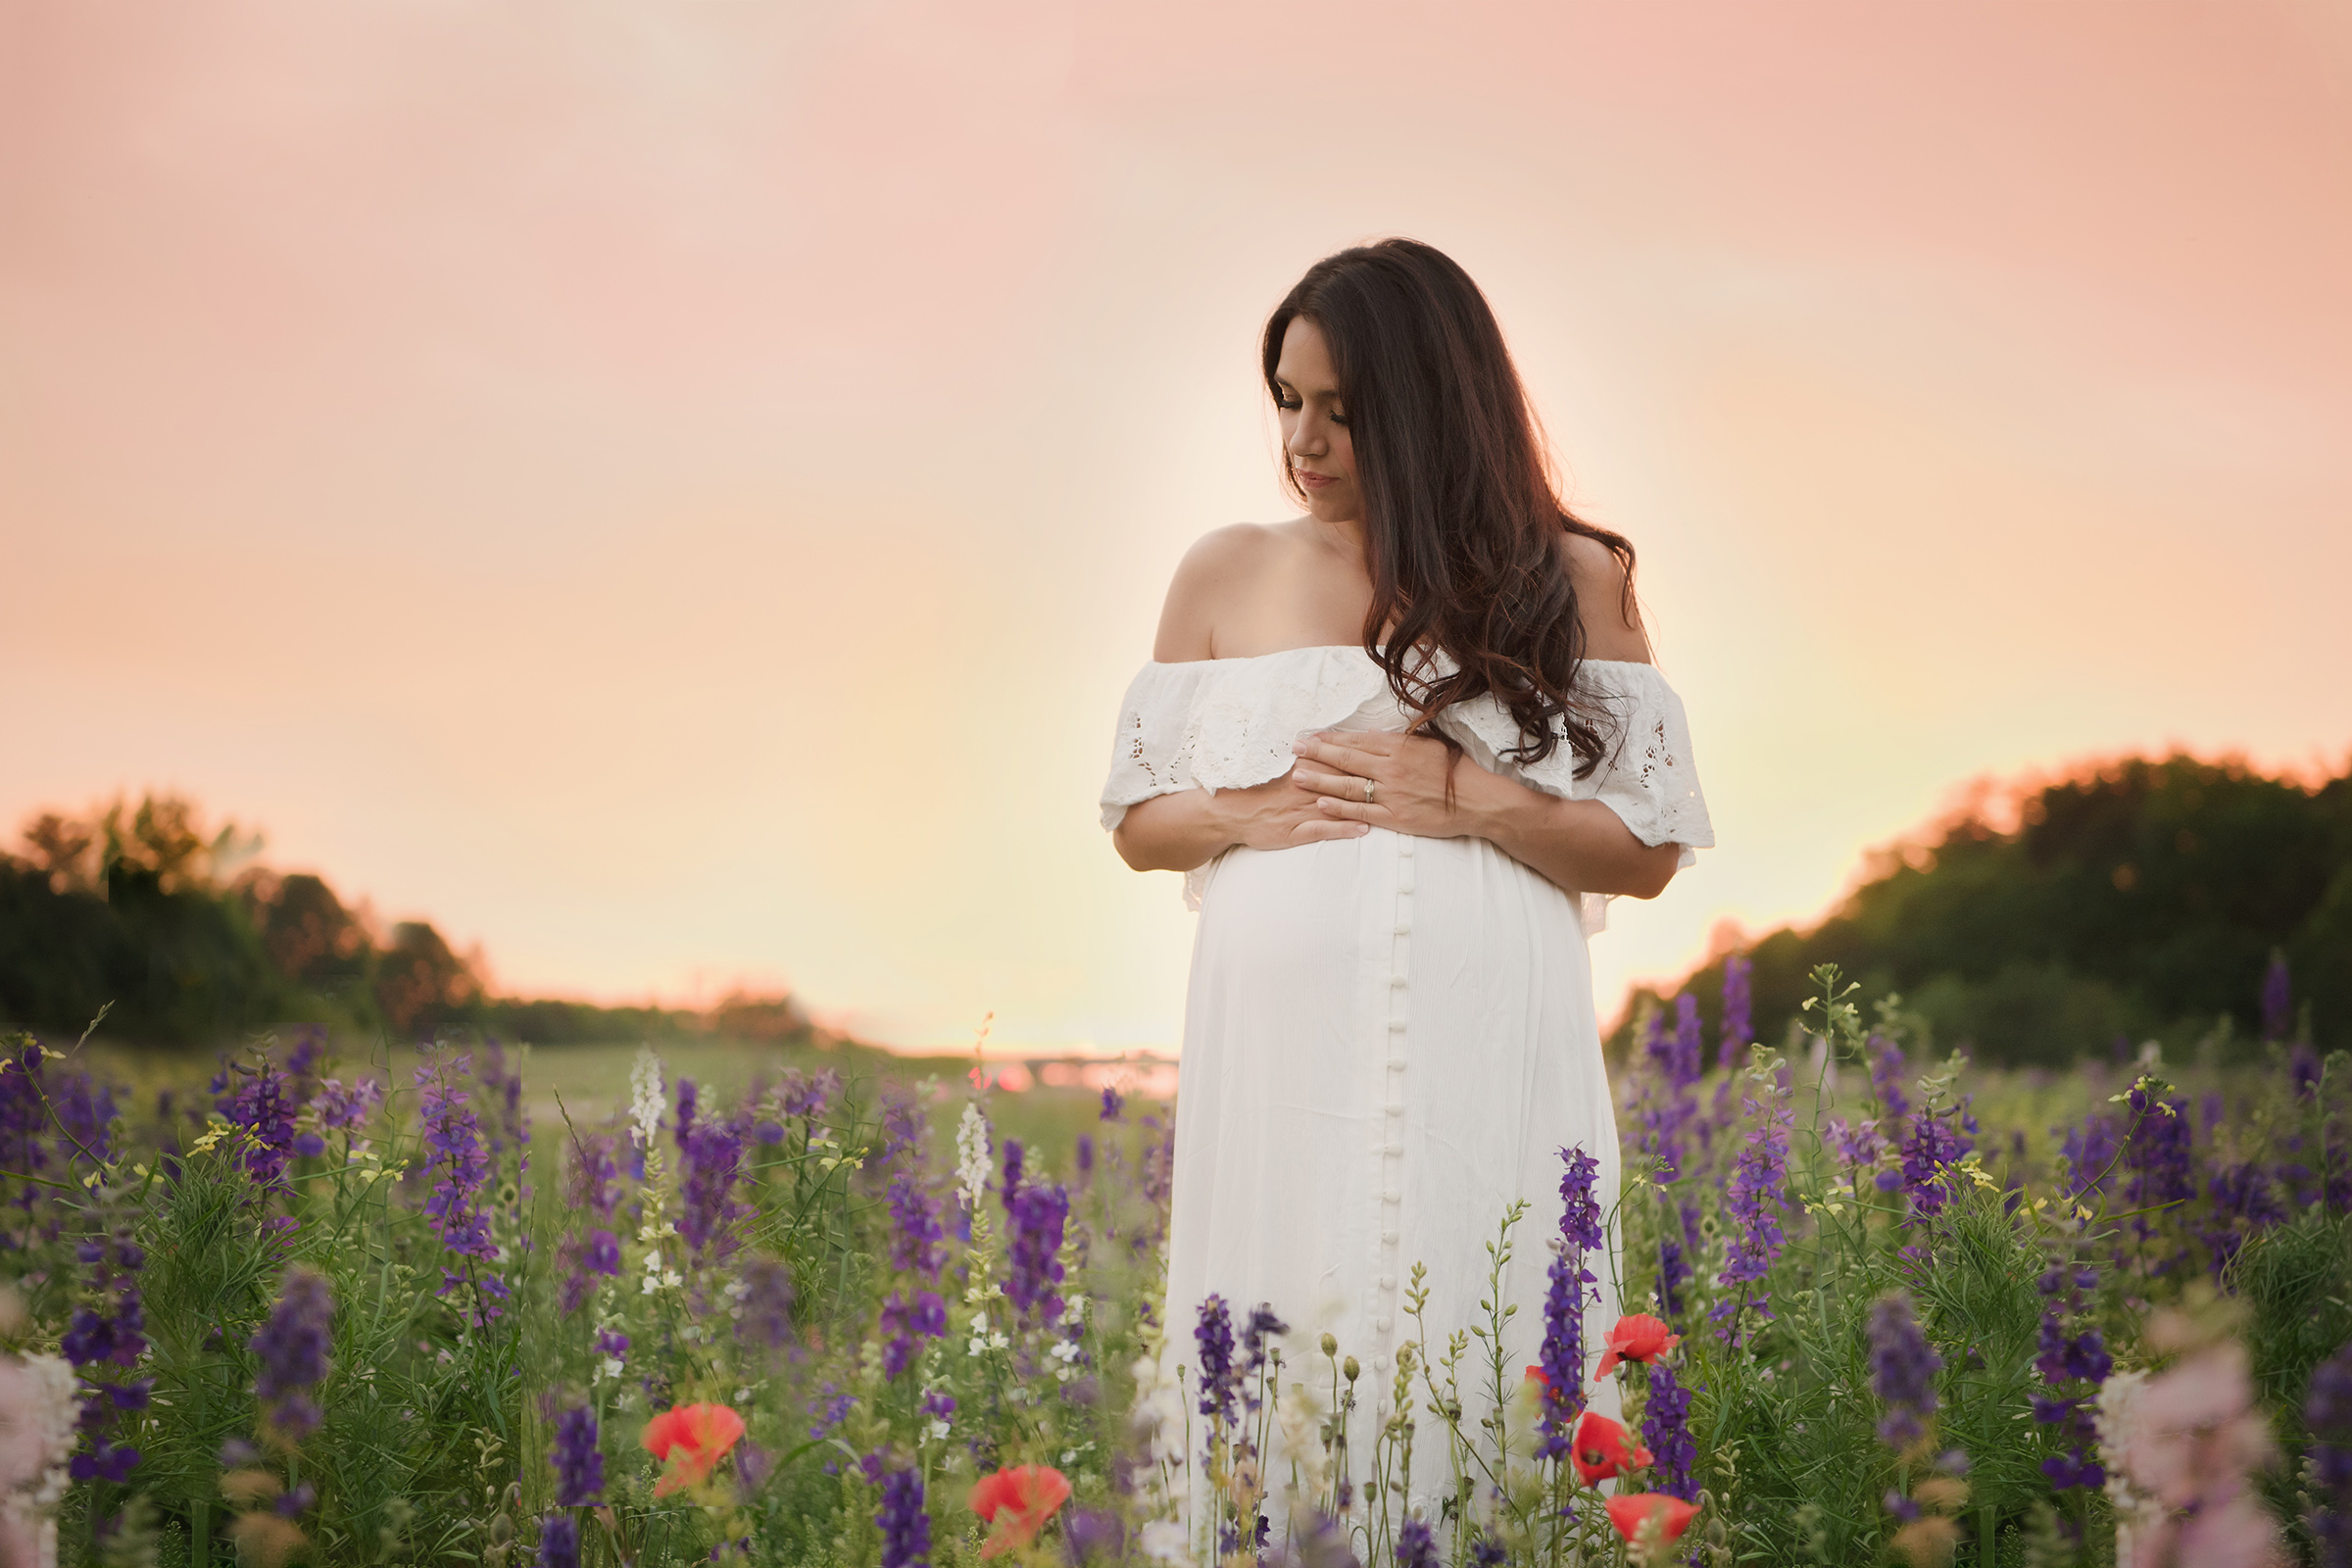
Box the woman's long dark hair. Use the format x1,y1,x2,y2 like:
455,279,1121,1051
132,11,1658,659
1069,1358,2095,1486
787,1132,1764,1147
1264,238,1636,777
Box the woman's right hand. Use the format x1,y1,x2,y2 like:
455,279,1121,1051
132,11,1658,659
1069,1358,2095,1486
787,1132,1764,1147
1218,771,1376,853
1111,772,1370,873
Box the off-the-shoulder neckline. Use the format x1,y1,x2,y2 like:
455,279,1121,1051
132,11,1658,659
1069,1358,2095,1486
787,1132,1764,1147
1143,644,1659,672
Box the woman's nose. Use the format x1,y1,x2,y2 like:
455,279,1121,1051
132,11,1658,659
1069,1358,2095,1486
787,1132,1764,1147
1287,417,1324,458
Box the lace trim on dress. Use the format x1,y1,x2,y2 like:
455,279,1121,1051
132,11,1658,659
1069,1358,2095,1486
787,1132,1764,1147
1100,646,1714,926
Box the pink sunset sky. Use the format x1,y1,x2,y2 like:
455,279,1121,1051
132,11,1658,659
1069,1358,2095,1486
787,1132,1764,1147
4,1,2347,1054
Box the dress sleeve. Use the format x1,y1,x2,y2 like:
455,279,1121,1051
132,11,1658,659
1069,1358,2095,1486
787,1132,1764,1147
1099,662,1213,832
1434,660,1714,937
1099,651,1398,833
1579,662,1715,860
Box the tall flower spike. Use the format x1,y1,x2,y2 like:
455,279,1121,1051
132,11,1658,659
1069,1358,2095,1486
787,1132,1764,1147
1536,1147,1602,1458
1869,1292,1942,1452
1194,1295,1237,1426
1719,954,1752,1067
1713,1053,1791,1342
251,1267,334,1440
874,1458,932,1568
552,1404,604,1507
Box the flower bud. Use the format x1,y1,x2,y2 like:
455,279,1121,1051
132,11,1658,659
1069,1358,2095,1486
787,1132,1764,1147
1343,1355,1360,1384
1321,1332,1339,1358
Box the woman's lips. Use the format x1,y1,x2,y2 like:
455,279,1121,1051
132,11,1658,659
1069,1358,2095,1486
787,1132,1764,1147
1297,471,1335,488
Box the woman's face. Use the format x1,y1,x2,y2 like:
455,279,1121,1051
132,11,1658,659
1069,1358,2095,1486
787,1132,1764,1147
1273,317,1360,526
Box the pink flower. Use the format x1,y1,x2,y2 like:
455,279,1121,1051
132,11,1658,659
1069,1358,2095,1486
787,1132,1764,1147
641,1403,746,1496
1593,1313,1682,1381
1571,1411,1654,1485
968,1464,1071,1557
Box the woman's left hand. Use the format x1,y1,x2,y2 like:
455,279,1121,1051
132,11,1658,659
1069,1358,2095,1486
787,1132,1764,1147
1289,729,1486,839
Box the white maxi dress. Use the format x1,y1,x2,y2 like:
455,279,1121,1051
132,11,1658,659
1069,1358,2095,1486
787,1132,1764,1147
1099,645,1713,1508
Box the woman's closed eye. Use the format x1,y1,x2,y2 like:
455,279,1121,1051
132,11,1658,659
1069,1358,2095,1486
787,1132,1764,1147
1275,397,1346,426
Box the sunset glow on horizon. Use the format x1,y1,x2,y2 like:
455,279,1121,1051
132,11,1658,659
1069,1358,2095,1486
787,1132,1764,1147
6,2,2347,1054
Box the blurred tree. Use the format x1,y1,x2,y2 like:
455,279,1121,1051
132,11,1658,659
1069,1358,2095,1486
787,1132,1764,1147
373,921,483,1037
1613,754,2352,1066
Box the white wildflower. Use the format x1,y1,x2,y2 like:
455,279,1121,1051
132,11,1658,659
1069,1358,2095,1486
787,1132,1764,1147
598,1356,624,1382
629,1046,664,1150
956,1102,991,1211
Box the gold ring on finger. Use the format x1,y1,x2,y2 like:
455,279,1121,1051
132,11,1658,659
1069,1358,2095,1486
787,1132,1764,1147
1363,779,1376,804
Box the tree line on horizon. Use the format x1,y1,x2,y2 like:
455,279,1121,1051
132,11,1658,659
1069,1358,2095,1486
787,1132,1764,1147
1612,751,2352,1067
0,793,817,1049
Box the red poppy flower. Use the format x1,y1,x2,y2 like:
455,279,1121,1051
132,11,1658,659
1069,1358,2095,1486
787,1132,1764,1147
1570,1411,1654,1485
1592,1313,1683,1380
1606,1493,1700,1544
640,1402,747,1496
968,1464,1072,1557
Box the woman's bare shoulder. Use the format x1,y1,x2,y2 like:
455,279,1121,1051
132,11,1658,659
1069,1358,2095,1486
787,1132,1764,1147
1152,524,1293,662
1559,529,1652,663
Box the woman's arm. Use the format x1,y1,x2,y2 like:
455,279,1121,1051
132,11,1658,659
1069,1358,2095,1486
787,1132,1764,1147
1112,773,1370,873
1287,730,1683,899
1455,763,1684,899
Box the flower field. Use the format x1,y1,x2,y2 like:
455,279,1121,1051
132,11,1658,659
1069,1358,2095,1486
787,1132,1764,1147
1,957,2348,1568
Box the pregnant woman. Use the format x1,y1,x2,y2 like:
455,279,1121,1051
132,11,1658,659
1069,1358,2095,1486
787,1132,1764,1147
1099,240,1714,1523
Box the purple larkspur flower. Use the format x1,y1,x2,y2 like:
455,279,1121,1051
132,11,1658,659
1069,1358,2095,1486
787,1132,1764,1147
312,1076,384,1131
739,1257,795,1349
1536,1146,1602,1458
221,1061,299,1188
779,1068,840,1121
1075,1135,1094,1179
1001,1139,1025,1210
1670,994,1703,1089
2062,1114,2119,1200
552,1403,604,1506
1868,1034,1910,1126
1869,1292,1941,1451
2295,1041,2327,1102
1720,954,1752,1066
673,1078,698,1148
252,1267,333,1439
1240,1303,1288,1411
679,1116,747,1260
415,1054,505,1316
1826,1114,1886,1183
1396,1516,1438,1568
537,1512,579,1568
2121,1081,2194,1263
1195,1295,1238,1426
1006,1179,1069,1324
558,1227,621,1315
921,1388,956,1425
2032,1261,2110,1492
1900,1108,1969,1217
1713,1073,1791,1341
870,1456,931,1568
889,1170,945,1280
2306,1344,2352,1566
808,1387,856,1441
595,1328,630,1360
879,1289,948,1380
1101,1086,1124,1121
2208,1160,2287,1276
1642,1362,1697,1500
2263,952,2294,1044
61,1242,146,1373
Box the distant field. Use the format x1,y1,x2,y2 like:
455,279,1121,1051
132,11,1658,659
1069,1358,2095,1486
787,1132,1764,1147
77,1030,1172,1175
